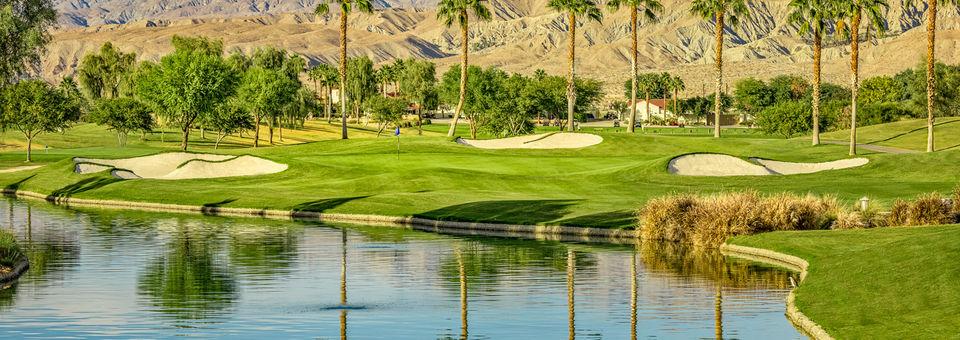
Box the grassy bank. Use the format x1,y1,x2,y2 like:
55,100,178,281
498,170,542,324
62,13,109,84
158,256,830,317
2,121,959,228
0,230,23,270
820,117,960,152
729,225,960,338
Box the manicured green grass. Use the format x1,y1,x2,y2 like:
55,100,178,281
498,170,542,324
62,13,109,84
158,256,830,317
2,121,958,228
820,117,960,152
729,225,960,339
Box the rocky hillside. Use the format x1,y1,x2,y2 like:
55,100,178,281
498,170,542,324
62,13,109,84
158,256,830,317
44,0,960,95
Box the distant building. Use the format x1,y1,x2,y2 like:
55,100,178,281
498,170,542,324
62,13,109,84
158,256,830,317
631,99,675,122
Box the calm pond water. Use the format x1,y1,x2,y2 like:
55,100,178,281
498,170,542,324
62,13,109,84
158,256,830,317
0,198,803,339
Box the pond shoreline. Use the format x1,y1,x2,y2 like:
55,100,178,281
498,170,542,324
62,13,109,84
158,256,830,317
1,189,638,242
0,256,29,285
720,244,832,340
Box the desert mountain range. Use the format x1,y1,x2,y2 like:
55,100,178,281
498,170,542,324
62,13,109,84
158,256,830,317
46,0,960,96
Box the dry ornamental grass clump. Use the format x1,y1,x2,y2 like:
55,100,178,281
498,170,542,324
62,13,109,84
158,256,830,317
638,191,841,247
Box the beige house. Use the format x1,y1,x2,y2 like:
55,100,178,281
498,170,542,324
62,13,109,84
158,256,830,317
632,99,676,122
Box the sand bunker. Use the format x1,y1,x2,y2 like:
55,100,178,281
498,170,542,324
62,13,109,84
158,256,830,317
669,154,869,177
0,165,42,174
74,152,287,180
458,133,603,149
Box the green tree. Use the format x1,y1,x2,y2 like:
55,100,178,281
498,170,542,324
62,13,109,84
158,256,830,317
548,0,603,132
135,36,238,151
859,76,903,104
235,67,297,147
0,0,56,85
365,96,407,136
755,101,812,138
398,59,437,135
309,63,340,123
315,0,374,140
0,79,81,161
733,78,772,115
208,100,254,149
346,56,377,124
835,0,888,155
607,0,661,133
90,97,153,146
788,0,836,145
667,75,686,119
77,42,137,100
436,0,492,137
768,75,810,102
690,0,750,137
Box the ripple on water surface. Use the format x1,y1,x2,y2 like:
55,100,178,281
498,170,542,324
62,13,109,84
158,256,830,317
0,199,802,338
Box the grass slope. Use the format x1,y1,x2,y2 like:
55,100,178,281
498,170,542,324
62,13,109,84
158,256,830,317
730,225,960,338
2,121,958,228
820,117,960,152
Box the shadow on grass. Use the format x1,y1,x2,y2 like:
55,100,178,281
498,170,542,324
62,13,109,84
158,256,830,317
554,210,637,229
415,199,580,225
867,119,960,144
49,177,122,198
2,175,36,196
292,196,370,213
201,198,240,215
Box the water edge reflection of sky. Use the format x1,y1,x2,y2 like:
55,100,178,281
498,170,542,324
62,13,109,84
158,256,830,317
0,198,803,339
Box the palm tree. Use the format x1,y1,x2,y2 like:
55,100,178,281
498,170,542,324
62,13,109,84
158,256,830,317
549,0,603,132
668,75,686,120
437,0,492,137
315,0,374,140
835,0,888,155
923,0,958,152
607,0,662,134
788,0,836,146
636,73,655,129
690,0,750,138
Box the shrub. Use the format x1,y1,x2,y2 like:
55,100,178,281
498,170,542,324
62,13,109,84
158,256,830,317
0,230,24,268
833,210,866,230
638,191,841,247
755,101,812,138
906,193,953,226
886,199,910,226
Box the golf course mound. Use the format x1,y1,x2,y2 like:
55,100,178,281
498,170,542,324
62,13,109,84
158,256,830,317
669,154,869,176
73,152,287,180
457,133,603,149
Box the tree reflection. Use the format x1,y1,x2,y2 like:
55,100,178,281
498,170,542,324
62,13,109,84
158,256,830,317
137,221,237,320
639,241,791,289
228,225,301,279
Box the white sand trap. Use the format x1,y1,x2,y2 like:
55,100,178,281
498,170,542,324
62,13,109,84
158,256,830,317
0,165,42,173
458,133,603,149
669,154,869,177
753,158,870,175
74,152,287,180
669,154,774,177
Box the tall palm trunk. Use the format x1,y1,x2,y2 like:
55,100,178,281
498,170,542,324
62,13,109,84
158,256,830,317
326,85,334,123
926,0,937,153
339,13,349,140
849,9,861,156
713,11,725,138
812,30,823,146
447,18,470,137
673,88,680,119
312,78,319,120
628,8,638,133
566,12,578,132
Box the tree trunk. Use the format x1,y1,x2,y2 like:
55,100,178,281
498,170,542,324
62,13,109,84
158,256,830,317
326,85,333,123
812,30,823,146
181,125,190,151
713,11,725,138
25,135,32,162
850,9,861,156
200,127,205,140
628,7,638,133
254,113,261,148
448,18,470,137
416,104,423,136
340,13,349,140
645,91,650,130
312,78,319,120
216,132,226,149
927,0,937,152
269,117,275,145
566,12,577,132
279,122,284,142
674,88,680,119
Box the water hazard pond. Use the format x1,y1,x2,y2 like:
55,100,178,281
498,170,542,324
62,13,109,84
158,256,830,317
0,199,803,338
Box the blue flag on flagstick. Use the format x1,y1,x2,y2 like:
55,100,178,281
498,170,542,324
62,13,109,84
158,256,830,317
394,127,401,136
